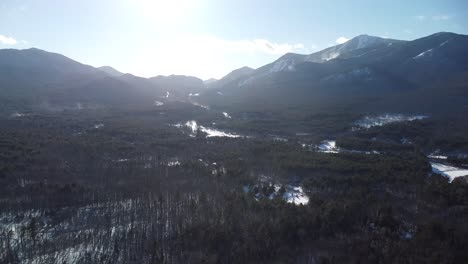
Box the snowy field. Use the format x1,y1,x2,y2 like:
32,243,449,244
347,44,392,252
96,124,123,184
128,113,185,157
431,162,468,182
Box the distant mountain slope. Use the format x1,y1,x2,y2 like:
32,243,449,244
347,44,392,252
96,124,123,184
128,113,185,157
2,32,467,117
204,78,218,86
207,66,254,89
0,48,214,113
98,66,124,77
149,75,205,96
199,32,468,116
0,48,164,112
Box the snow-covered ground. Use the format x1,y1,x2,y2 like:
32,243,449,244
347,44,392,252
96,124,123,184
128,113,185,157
154,100,164,106
176,120,242,138
94,123,104,129
317,140,339,153
431,162,468,182
167,159,181,167
313,140,379,155
428,154,448,160
11,112,27,118
191,102,210,110
0,197,176,264
202,127,241,138
427,150,468,160
222,112,232,119
283,186,309,205
354,114,427,129
244,183,310,205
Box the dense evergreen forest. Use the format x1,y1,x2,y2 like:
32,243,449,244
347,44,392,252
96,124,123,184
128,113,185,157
1,105,468,264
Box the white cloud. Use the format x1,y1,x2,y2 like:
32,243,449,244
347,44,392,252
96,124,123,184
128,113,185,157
0,34,17,45
192,35,309,55
415,14,452,21
336,37,349,44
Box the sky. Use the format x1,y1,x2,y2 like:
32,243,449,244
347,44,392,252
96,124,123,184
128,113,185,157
1,0,467,80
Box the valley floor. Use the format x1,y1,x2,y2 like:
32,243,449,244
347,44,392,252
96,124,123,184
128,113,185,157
1,106,468,263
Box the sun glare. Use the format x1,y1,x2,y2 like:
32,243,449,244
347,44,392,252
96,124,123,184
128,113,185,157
136,0,195,26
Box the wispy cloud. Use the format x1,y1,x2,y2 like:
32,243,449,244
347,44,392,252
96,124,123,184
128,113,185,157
194,35,310,55
415,14,453,21
431,15,451,21
336,37,349,44
0,34,17,45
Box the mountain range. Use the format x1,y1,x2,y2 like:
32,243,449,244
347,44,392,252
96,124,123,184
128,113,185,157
1,32,468,117
200,32,468,117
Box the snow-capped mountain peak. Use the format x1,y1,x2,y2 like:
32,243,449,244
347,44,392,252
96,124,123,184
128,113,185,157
346,34,385,50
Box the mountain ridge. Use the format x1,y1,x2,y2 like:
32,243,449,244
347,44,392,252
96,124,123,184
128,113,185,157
197,32,468,117
1,32,467,117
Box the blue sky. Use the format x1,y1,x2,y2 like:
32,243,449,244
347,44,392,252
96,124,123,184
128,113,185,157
1,0,467,79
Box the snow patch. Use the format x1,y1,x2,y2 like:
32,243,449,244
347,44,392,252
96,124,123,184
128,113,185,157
270,59,295,73
178,120,242,138
431,162,468,182
154,101,164,106
428,150,448,160
307,140,380,155
323,52,340,61
11,112,27,118
222,112,232,119
354,35,382,49
244,183,309,205
318,140,339,153
94,123,104,129
413,49,434,59
283,186,309,205
191,102,210,110
355,114,427,129
167,160,181,167
202,127,242,138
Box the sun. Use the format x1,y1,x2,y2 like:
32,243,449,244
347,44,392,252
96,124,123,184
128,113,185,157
135,0,195,26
